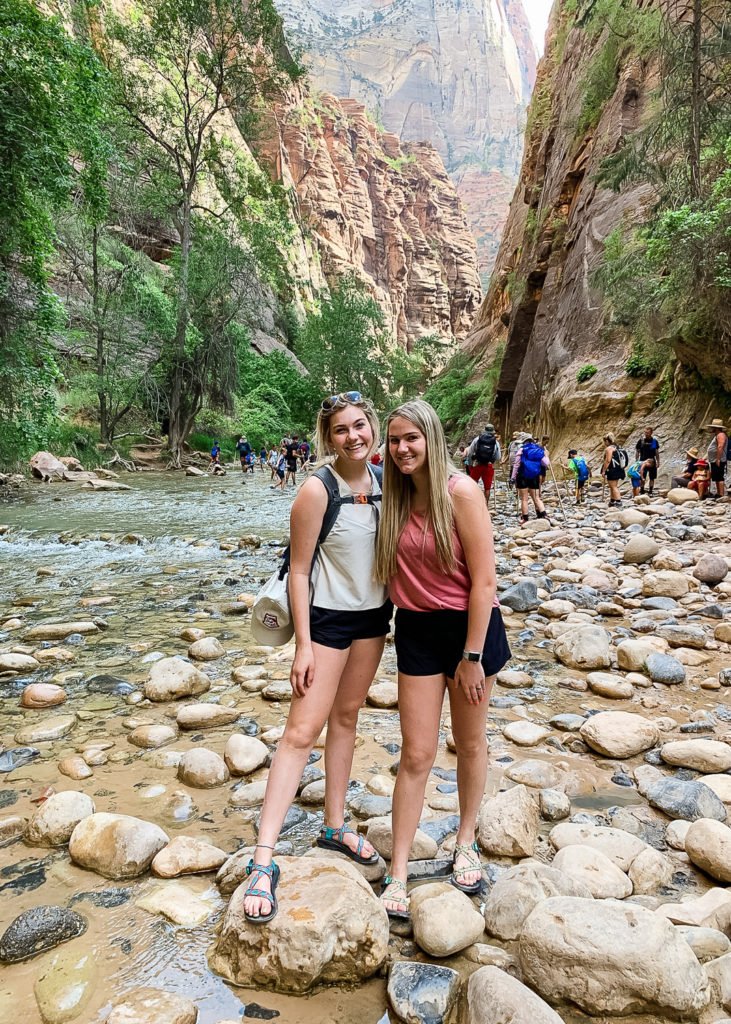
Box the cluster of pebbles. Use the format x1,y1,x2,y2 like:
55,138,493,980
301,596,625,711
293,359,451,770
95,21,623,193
0,484,731,1024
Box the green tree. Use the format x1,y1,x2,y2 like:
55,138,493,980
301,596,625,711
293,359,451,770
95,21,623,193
0,0,108,462
103,0,303,464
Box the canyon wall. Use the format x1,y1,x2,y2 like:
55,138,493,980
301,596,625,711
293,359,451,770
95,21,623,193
461,0,721,474
276,0,537,281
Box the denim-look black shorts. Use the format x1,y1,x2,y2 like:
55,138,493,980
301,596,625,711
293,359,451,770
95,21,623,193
394,606,511,679
310,600,393,650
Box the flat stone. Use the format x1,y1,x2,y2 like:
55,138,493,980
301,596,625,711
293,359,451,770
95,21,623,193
504,760,566,790
26,621,99,640
549,822,646,871
151,836,227,877
19,683,66,708
104,987,197,1024
661,739,731,774
0,653,40,673
137,883,214,926
586,672,633,699
128,724,177,749
176,705,240,729
33,946,97,1024
646,778,727,822
580,711,659,758
656,888,731,931
15,716,76,745
502,721,550,746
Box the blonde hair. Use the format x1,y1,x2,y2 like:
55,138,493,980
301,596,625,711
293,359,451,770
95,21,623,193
314,394,379,464
375,399,456,583
604,432,615,444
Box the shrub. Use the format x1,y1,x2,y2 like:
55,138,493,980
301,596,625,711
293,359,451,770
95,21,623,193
576,364,598,382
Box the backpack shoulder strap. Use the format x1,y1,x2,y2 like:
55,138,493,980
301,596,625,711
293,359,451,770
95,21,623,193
314,465,343,546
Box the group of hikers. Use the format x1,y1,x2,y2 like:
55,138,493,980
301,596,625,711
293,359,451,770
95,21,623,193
455,417,728,516
207,435,313,486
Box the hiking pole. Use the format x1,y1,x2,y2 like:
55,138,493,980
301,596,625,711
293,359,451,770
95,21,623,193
549,465,568,522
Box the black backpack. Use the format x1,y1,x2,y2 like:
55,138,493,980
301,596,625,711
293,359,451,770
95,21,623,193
611,447,629,470
278,463,382,579
474,432,497,464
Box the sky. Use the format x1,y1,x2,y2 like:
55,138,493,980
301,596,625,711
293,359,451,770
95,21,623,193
523,0,554,54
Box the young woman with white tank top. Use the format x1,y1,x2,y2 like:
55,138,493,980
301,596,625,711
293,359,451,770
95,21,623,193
243,392,392,924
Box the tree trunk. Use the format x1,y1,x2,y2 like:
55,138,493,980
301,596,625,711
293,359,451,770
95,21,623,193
689,0,702,199
167,196,193,467
92,225,110,443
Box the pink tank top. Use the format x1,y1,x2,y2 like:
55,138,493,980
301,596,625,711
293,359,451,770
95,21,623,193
389,477,484,612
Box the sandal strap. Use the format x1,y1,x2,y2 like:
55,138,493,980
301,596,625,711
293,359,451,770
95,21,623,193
245,887,273,901
381,876,409,907
246,859,275,882
322,824,366,857
453,842,481,875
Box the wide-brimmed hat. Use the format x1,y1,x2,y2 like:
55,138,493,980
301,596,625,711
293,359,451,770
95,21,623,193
705,418,727,430
686,447,699,458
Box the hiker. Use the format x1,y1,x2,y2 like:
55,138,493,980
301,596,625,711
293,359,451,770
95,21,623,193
284,435,300,487
298,438,311,466
705,418,728,499
466,423,501,503
567,449,590,504
235,435,251,479
510,434,550,524
375,400,510,921
627,460,643,498
243,392,391,924
456,443,468,473
258,446,267,470
208,440,221,470
601,433,627,506
671,447,699,489
689,458,711,498
635,427,660,496
269,448,286,491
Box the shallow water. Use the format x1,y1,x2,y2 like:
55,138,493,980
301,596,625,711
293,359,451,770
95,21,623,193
0,471,727,1024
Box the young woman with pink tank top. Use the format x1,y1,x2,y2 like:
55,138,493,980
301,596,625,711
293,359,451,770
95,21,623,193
374,400,510,920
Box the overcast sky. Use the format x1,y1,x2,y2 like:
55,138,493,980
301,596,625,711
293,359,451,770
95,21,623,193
524,0,554,54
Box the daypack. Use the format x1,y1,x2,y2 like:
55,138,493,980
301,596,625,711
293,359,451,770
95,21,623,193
474,432,497,464
628,460,642,480
611,446,629,470
571,456,589,482
520,442,544,478
280,463,383,577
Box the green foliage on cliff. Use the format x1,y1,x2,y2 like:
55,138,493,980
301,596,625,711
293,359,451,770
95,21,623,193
424,344,505,436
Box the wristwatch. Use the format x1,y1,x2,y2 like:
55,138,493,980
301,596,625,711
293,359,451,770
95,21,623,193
462,650,481,662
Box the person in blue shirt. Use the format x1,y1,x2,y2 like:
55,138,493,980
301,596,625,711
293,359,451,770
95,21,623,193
567,449,590,504
235,436,252,480
209,441,221,469
635,427,660,496
627,460,643,497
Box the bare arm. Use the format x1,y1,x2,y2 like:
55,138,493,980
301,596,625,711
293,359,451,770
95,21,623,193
451,475,498,705
601,446,611,474
288,476,328,695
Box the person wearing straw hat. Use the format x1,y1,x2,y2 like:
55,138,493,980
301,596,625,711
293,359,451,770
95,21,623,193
671,447,700,490
705,418,728,499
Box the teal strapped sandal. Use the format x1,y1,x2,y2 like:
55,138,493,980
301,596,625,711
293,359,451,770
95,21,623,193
451,840,483,895
379,876,410,921
316,823,378,865
243,846,280,924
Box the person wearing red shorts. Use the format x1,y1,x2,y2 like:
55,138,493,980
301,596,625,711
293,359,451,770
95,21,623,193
466,423,500,503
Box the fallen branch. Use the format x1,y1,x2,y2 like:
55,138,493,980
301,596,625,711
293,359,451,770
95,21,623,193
107,452,137,472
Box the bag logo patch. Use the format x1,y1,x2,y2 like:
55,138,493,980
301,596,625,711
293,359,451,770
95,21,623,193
262,612,281,629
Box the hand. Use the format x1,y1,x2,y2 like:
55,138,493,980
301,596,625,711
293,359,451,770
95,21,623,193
454,658,487,706
291,643,315,697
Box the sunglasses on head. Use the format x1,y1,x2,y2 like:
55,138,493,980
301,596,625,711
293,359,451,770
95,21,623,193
321,390,363,411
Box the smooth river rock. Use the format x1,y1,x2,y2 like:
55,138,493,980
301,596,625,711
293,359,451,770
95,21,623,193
685,819,731,883
477,785,539,858
223,734,269,775
69,813,169,879
25,791,95,847
0,906,87,964
388,961,460,1024
519,896,710,1017
411,883,485,957
646,778,727,822
465,965,564,1024
104,987,197,1024
177,748,229,788
661,739,731,774
552,845,632,899
144,657,210,702
553,625,611,669
208,856,389,993
549,822,646,872
176,704,240,730
151,836,228,878
580,711,659,758
19,683,66,708
483,860,592,941
33,946,97,1023
15,716,76,745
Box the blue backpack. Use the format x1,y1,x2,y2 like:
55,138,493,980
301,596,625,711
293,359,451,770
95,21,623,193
520,442,544,478
571,456,589,482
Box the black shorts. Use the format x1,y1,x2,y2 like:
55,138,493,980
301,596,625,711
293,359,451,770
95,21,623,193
286,458,298,473
516,473,541,490
310,600,393,650
606,467,625,481
711,461,727,483
642,461,657,481
395,606,511,679
575,479,586,490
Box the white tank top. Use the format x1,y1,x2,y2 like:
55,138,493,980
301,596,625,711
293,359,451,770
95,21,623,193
310,466,387,611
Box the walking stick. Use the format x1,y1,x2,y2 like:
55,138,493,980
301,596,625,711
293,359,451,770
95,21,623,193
549,464,568,522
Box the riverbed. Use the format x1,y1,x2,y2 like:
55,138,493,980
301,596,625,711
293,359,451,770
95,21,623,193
1,468,729,1024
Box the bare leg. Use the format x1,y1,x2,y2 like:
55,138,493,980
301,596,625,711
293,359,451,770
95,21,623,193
518,488,529,516
382,673,444,911
244,642,349,918
448,672,496,886
528,487,545,515
324,637,385,850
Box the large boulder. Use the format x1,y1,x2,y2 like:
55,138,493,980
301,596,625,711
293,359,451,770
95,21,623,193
642,571,690,598
646,778,727,822
554,625,611,669
616,637,667,671
24,791,95,847
411,883,485,957
144,657,210,701
580,711,659,758
694,553,729,585
552,845,632,899
69,813,169,879
465,966,564,1024
549,822,646,872
667,487,700,505
483,860,592,941
476,785,539,858
685,819,731,883
519,897,710,1017
208,856,388,993
29,452,67,481
661,739,731,774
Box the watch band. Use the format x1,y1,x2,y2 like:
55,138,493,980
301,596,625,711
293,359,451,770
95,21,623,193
462,649,481,662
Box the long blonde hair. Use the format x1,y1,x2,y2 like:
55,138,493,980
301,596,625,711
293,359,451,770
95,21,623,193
375,400,456,583
315,393,379,464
